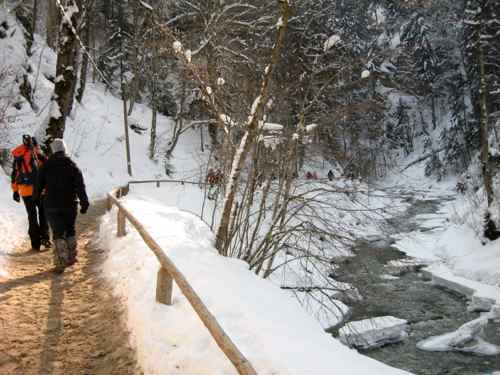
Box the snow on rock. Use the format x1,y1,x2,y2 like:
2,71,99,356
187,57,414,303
100,197,411,375
361,70,371,79
173,40,182,53
184,49,192,63
339,316,409,350
384,258,427,276
217,77,225,86
417,310,500,356
381,274,400,281
324,35,341,51
305,123,318,133
262,122,284,132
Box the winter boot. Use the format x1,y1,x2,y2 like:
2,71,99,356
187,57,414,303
53,239,69,274
66,236,77,266
41,238,52,249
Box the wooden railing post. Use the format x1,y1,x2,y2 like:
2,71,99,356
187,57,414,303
156,267,173,305
117,208,126,237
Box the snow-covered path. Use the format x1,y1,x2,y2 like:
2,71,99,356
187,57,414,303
0,201,139,374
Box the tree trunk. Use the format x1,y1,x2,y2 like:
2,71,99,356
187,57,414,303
149,23,159,159
46,0,60,50
127,0,142,116
478,30,494,207
122,94,132,176
32,0,38,38
45,0,81,149
431,92,437,130
120,33,133,176
76,1,92,103
206,45,219,147
150,109,157,159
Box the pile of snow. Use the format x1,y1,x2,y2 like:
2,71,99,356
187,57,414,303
100,195,410,375
417,308,500,356
339,316,409,350
0,171,27,277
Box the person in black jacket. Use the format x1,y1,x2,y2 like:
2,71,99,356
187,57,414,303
36,139,89,273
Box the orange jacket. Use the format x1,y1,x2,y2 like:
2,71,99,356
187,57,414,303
11,144,45,197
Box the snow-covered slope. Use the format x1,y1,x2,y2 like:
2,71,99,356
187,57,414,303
0,7,199,198
0,170,26,277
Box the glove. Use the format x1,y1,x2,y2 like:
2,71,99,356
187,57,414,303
80,202,89,214
13,191,20,203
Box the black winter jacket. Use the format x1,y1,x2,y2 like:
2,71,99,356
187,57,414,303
36,152,89,211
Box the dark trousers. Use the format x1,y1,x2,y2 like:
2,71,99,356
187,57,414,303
22,196,49,250
46,207,77,240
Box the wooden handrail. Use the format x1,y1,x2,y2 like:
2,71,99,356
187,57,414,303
129,179,209,187
107,187,257,375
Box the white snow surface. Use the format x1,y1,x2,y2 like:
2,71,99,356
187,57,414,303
0,171,26,277
100,196,411,375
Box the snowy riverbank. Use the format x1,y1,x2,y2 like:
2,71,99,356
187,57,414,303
99,195,411,375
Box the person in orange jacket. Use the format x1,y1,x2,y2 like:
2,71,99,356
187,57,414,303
11,134,51,251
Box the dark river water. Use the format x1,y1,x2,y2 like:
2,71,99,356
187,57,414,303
331,196,500,375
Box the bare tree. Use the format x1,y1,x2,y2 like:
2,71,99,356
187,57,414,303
45,0,82,148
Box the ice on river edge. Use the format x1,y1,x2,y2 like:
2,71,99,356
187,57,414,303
417,307,500,356
339,316,409,349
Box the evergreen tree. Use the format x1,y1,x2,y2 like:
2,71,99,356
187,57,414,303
388,98,413,156
442,70,478,172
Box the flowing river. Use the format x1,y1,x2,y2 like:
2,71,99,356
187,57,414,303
332,196,500,375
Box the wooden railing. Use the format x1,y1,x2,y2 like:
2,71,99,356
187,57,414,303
106,186,257,375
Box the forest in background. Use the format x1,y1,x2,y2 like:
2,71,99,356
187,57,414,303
2,0,500,264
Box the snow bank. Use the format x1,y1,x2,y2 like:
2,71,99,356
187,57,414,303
396,223,500,305
0,171,26,277
100,196,411,375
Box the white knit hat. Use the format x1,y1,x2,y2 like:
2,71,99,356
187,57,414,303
50,138,67,154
